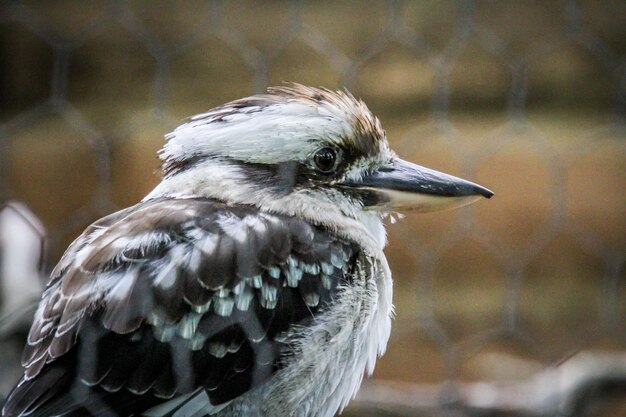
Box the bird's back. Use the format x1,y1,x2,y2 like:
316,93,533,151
2,198,361,417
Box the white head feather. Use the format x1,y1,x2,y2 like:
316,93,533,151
146,85,392,251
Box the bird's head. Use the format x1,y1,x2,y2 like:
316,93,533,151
147,84,492,248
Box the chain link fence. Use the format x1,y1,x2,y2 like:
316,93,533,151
0,1,625,416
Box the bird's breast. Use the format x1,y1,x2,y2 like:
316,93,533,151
224,252,393,417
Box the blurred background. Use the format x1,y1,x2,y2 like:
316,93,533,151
0,1,624,416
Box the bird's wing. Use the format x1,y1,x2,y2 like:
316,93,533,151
3,198,358,417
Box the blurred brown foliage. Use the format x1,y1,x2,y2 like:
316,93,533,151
0,0,624,408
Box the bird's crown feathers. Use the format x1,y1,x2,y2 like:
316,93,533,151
160,84,387,176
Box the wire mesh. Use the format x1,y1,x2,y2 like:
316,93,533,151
0,1,624,416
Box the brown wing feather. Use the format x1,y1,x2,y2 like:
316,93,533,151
3,198,358,417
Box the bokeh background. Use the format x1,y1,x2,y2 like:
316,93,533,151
0,1,625,416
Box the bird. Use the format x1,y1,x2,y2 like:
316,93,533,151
2,84,492,417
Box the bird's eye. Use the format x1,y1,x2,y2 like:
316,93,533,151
313,148,338,173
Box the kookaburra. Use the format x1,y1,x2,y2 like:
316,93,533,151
3,85,492,417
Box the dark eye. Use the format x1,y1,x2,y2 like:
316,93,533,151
313,148,338,173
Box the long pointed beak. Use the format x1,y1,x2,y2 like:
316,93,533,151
342,159,493,212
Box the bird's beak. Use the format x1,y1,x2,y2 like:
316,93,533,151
342,158,494,212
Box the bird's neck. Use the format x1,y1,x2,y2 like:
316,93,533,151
145,163,387,253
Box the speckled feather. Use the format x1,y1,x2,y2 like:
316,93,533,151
3,84,397,417
3,198,358,417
